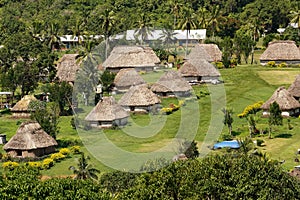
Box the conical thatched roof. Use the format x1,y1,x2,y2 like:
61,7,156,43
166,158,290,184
288,74,300,98
261,86,300,110
179,59,220,77
3,121,57,150
118,85,161,106
11,95,37,112
260,40,300,61
186,44,213,62
114,68,146,88
150,70,192,93
85,96,129,121
56,54,81,82
197,44,222,62
103,46,160,69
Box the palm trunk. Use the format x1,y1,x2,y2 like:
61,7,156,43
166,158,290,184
105,37,109,60
185,30,188,58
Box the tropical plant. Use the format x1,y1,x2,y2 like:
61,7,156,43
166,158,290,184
222,107,234,135
268,101,283,138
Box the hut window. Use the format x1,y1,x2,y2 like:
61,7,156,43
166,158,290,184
162,92,167,97
130,106,135,111
197,77,202,81
16,150,22,156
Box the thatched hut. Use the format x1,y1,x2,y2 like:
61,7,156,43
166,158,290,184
260,40,300,65
10,95,37,118
85,96,129,128
103,46,161,73
118,85,161,113
56,54,81,84
197,44,222,62
261,86,300,117
113,68,146,93
288,74,300,100
150,70,192,97
186,44,214,62
179,59,221,84
3,121,57,158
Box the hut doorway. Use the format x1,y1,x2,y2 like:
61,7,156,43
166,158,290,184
16,150,22,157
129,106,135,111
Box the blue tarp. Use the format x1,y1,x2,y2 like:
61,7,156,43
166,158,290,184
213,140,240,149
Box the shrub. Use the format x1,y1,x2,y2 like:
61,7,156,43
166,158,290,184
213,62,224,69
266,61,276,67
50,152,66,162
1,153,11,161
230,58,237,67
221,133,233,141
277,62,287,68
256,139,264,147
70,146,81,154
26,161,42,169
42,158,54,169
3,161,19,170
59,148,71,156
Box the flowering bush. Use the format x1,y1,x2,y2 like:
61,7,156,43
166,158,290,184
50,152,66,162
59,148,71,156
238,101,264,118
42,158,54,169
26,161,42,169
266,61,276,67
277,62,287,68
3,161,19,170
70,146,81,154
213,62,224,69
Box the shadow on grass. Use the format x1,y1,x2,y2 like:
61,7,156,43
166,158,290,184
232,131,242,136
274,133,293,138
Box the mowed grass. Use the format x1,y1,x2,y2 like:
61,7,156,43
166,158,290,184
1,64,300,174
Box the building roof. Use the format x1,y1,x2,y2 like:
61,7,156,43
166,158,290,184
11,95,37,112
260,40,300,61
114,68,146,88
197,44,222,62
150,70,192,93
85,96,129,121
103,46,160,69
261,86,300,110
118,84,161,106
288,74,300,98
186,44,213,62
179,59,220,77
3,121,57,150
56,54,81,82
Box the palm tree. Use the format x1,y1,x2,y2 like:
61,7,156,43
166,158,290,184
207,5,226,38
178,6,197,57
222,107,234,135
159,29,177,52
71,18,87,46
289,5,300,36
197,7,210,29
69,152,100,180
168,0,183,29
133,12,154,45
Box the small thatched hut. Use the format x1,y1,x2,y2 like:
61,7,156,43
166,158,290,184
85,96,129,128
11,95,37,118
118,85,161,113
56,54,81,84
179,59,221,84
150,70,192,97
186,44,214,62
103,46,161,73
288,74,300,100
113,68,146,93
260,40,300,65
3,121,57,158
261,86,300,117
197,44,222,62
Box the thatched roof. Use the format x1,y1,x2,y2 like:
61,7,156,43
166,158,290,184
85,96,129,121
102,46,160,69
197,44,222,62
260,40,300,61
3,121,57,150
56,54,81,82
150,70,192,93
261,86,300,110
186,44,213,62
114,68,146,88
179,59,220,77
288,74,300,98
11,95,37,112
118,85,161,106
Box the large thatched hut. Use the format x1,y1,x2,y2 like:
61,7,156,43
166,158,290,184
186,44,214,62
113,68,146,93
261,86,300,117
288,74,300,100
11,95,37,118
260,40,300,65
103,46,161,73
85,96,129,128
150,70,192,97
3,121,57,158
179,59,221,84
197,44,222,62
56,54,81,84
118,85,161,113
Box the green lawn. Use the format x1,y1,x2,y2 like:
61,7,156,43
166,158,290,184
1,64,300,174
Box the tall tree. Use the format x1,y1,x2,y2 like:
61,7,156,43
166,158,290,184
222,107,234,135
289,4,300,36
268,102,283,138
133,12,154,45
